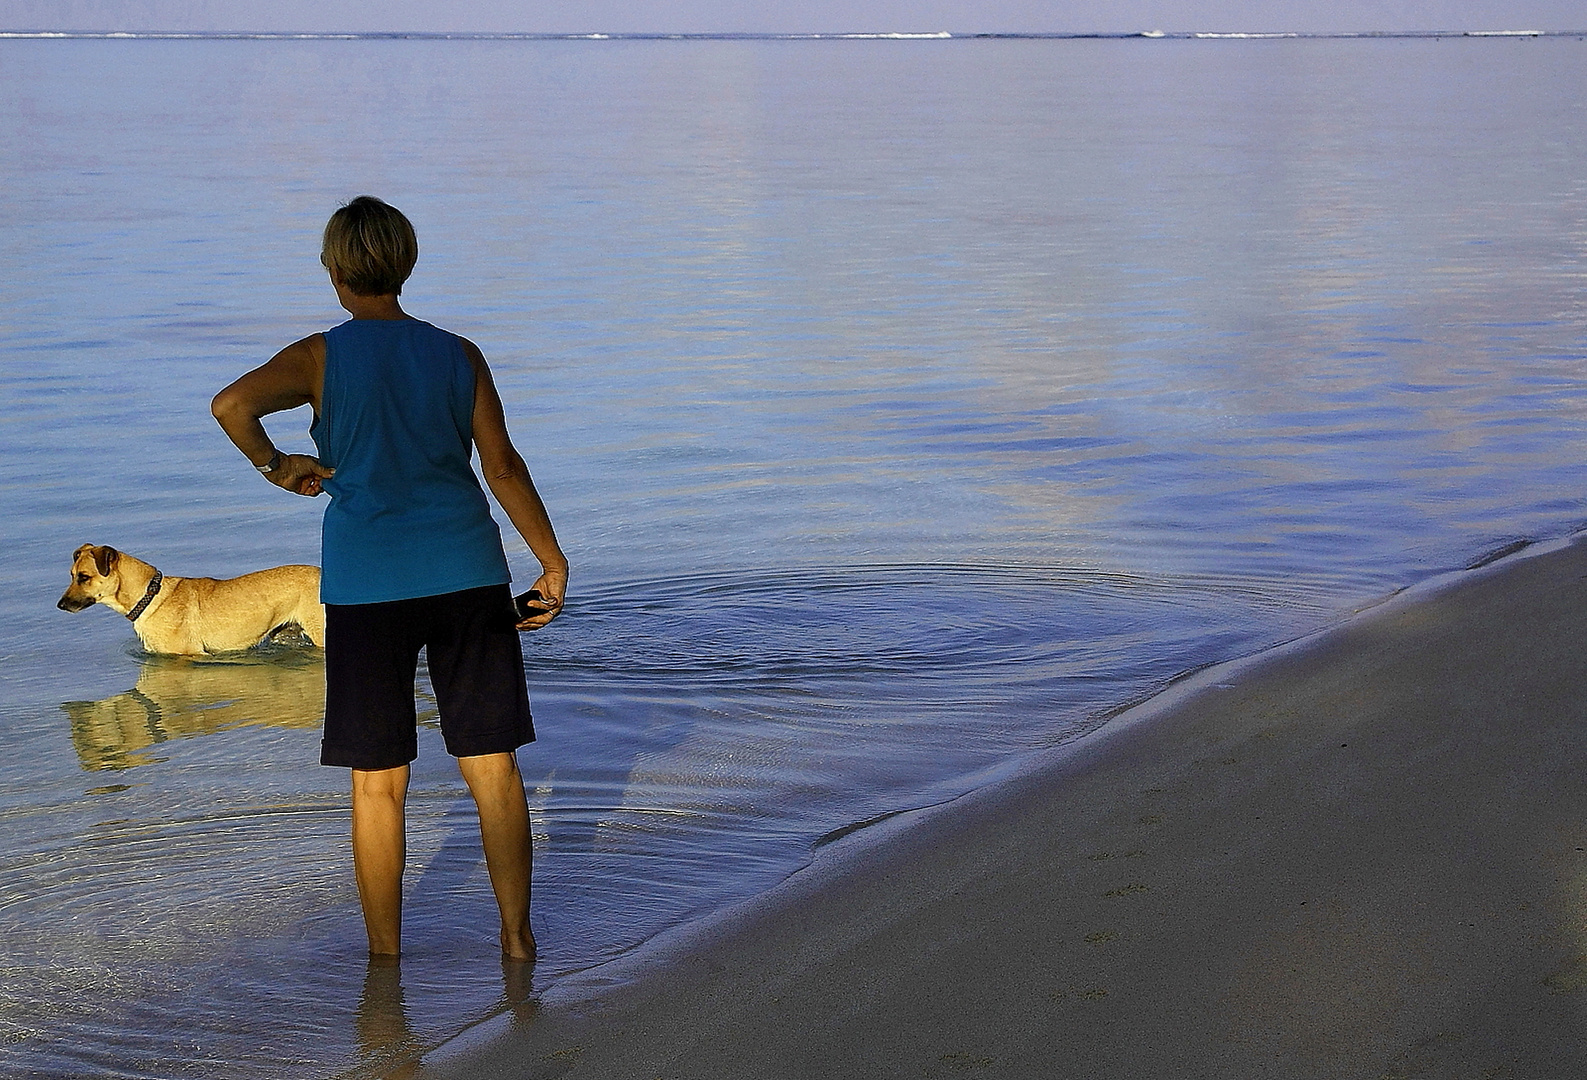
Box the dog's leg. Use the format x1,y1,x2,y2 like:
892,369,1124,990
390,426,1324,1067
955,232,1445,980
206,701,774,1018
302,602,326,647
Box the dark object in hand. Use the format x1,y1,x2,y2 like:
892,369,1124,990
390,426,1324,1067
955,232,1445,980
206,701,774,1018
514,589,553,621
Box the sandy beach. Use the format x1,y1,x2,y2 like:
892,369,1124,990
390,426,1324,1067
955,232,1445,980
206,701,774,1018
422,536,1587,1079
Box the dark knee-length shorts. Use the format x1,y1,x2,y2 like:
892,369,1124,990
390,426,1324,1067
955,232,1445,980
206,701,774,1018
321,583,534,770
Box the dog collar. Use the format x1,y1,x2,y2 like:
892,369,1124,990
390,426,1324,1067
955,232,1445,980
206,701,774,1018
126,570,163,623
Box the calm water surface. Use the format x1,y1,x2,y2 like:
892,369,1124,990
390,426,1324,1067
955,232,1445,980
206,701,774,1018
1,36,1585,1078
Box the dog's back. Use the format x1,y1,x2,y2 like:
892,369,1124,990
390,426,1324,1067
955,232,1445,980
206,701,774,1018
162,565,324,653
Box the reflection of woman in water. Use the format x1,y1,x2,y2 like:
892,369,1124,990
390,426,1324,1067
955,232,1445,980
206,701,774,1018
211,196,567,961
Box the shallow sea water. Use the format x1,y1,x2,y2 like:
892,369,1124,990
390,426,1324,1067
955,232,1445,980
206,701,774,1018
1,35,1585,1078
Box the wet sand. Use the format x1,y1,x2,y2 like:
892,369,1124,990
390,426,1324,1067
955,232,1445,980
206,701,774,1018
422,535,1587,1079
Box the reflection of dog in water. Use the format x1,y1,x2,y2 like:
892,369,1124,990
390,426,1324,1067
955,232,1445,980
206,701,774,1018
57,544,323,654
63,653,325,771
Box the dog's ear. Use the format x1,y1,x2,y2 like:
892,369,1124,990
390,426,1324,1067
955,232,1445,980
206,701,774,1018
92,546,119,577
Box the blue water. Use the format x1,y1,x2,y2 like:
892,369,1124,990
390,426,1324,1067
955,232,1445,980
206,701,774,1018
1,35,1585,1079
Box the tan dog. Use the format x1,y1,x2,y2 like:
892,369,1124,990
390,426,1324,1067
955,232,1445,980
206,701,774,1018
58,544,324,655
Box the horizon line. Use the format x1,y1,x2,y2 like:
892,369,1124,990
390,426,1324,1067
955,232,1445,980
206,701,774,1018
0,29,1579,42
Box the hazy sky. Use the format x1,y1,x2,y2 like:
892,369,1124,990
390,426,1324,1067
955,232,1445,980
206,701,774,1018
0,1,1582,34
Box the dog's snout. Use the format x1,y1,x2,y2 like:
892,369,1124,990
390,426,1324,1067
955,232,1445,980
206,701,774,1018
58,593,93,612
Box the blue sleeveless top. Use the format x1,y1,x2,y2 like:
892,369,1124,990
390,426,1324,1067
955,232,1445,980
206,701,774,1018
310,318,510,605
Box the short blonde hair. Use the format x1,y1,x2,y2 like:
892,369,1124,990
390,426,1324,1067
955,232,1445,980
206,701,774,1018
321,196,419,296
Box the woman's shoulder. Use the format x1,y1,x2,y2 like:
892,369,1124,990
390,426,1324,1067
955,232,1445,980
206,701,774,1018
325,318,465,350
326,316,449,333
396,318,470,352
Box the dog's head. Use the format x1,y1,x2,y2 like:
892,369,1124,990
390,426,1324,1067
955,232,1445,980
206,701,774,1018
58,544,121,612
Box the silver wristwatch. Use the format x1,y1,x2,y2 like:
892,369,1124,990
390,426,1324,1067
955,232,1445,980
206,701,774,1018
256,450,283,475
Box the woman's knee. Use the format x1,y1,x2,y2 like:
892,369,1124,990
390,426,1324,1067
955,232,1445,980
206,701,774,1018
352,764,410,801
458,751,519,784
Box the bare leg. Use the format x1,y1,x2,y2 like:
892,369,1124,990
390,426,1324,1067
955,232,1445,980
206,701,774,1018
352,765,410,957
458,752,537,960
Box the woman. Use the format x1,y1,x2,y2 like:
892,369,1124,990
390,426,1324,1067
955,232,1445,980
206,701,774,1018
212,196,566,961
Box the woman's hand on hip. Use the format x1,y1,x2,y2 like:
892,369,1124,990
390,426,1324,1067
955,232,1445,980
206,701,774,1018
269,454,335,497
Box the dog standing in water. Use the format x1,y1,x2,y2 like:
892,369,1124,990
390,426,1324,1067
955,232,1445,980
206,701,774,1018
57,543,324,655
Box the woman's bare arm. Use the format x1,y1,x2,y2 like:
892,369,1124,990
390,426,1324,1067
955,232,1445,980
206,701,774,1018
211,335,333,497
464,338,569,628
